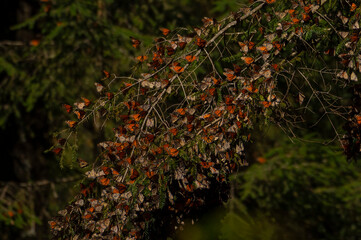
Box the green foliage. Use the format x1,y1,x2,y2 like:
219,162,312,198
236,136,361,239
220,198,278,240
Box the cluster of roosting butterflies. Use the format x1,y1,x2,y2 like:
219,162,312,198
50,0,361,239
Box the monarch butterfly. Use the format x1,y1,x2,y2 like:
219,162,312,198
66,120,77,128
171,65,184,73
214,110,223,117
130,37,141,48
63,104,72,113
106,92,114,100
351,3,357,12
212,77,221,85
75,110,85,120
241,57,254,65
94,83,105,93
185,55,197,62
130,169,139,180
102,70,110,79
160,27,171,36
169,128,178,136
136,55,148,62
203,135,215,143
117,184,127,194
200,161,214,168
146,171,156,178
77,158,88,168
176,108,186,115
131,114,141,122
196,37,207,48
166,47,175,56
226,105,236,114
81,97,91,107
99,178,110,186
52,148,62,155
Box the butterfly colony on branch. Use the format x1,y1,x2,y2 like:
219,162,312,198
50,0,361,239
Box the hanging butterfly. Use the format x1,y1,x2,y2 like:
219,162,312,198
146,171,156,179
209,88,216,96
116,184,127,194
169,148,179,157
214,109,223,117
194,27,202,36
223,69,236,81
66,120,77,128
203,135,215,143
351,3,357,12
63,104,72,113
185,55,197,63
169,128,178,136
130,114,141,122
136,55,148,62
261,101,271,108
170,64,184,73
106,92,114,100
99,177,110,186
81,97,91,107
166,47,176,56
186,124,194,132
74,110,85,120
202,17,215,27
200,161,214,168
241,57,254,65
77,158,89,168
130,169,140,181
94,83,105,93
160,27,171,36
196,37,207,48
102,70,110,79
238,42,249,53
176,108,186,115
212,77,221,85
52,147,62,155
145,134,155,143
130,37,141,48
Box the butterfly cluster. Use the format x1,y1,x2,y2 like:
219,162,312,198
50,0,361,239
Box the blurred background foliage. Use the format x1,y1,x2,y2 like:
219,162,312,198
0,0,359,239
176,132,361,240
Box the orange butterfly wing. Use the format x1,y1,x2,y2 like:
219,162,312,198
169,128,178,136
160,27,171,36
99,178,110,186
75,110,85,120
130,169,140,180
169,148,179,157
81,97,91,107
136,55,148,62
196,37,207,48
63,104,72,113
171,65,184,73
130,37,141,48
176,108,186,115
66,120,77,128
241,57,254,65
52,148,63,155
103,70,110,79
185,55,197,62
